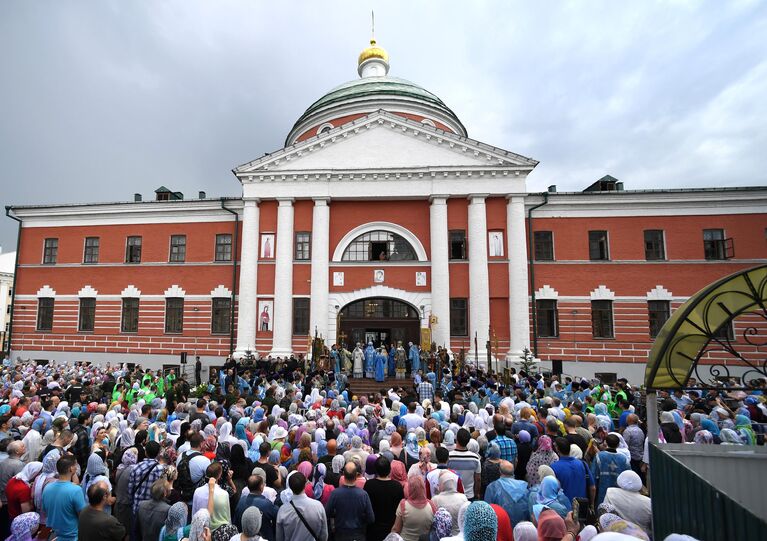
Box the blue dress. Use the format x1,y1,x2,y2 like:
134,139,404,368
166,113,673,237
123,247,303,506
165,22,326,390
409,344,420,373
375,351,386,382
591,450,630,505
330,349,341,373
364,344,376,378
388,346,397,376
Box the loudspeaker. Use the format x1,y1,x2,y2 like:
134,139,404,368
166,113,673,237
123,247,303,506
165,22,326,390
180,352,188,364
551,359,563,376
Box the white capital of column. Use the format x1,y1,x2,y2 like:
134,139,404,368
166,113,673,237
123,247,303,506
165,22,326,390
468,194,490,365
234,199,259,358
310,198,330,341
270,198,295,357
507,196,530,360
429,196,451,350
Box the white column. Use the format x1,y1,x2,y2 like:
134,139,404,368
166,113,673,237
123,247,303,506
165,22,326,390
269,198,294,357
507,196,530,361
310,198,330,340
234,199,259,358
429,196,451,349
468,194,490,365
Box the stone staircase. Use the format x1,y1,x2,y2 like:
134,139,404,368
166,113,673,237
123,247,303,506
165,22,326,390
346,377,411,397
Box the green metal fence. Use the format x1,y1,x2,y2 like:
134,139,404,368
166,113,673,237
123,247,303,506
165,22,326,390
649,443,766,540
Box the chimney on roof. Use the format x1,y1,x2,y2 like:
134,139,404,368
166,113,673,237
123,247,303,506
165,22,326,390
134,193,142,202
548,185,557,193
198,191,206,199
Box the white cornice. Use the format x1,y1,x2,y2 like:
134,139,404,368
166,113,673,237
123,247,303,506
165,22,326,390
525,189,767,217
10,199,244,227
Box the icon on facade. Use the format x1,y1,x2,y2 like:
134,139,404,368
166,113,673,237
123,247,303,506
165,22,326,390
260,234,275,259
333,272,345,286
258,300,273,331
488,231,504,257
373,269,385,283
415,272,427,287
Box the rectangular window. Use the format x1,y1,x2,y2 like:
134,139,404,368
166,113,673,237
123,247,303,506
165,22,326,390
125,236,142,263
165,298,184,333
450,298,468,336
588,231,609,261
644,230,665,261
121,298,139,333
36,298,54,331
536,299,559,337
78,298,96,332
295,232,311,261
713,321,735,341
83,237,100,264
534,231,554,261
703,229,726,260
449,230,466,260
215,234,232,262
169,235,186,262
292,298,310,335
43,238,58,264
648,300,670,338
211,298,231,334
591,300,614,338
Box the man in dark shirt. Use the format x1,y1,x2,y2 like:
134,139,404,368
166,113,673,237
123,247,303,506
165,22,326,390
564,417,588,454
256,442,279,489
78,481,124,541
188,399,210,428
326,462,374,541
364,456,403,541
234,475,278,540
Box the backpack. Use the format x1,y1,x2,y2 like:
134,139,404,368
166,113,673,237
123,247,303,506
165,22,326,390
175,451,203,501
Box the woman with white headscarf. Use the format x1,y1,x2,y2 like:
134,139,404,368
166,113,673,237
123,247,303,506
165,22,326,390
5,462,42,519
608,432,632,462
603,470,652,534
511,521,537,541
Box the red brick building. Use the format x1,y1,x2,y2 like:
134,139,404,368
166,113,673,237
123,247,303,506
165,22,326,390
6,41,767,382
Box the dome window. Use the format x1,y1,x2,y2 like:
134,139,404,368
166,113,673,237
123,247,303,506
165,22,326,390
316,123,334,136
421,118,436,128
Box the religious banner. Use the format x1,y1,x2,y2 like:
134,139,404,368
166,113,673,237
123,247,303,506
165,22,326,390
420,327,431,351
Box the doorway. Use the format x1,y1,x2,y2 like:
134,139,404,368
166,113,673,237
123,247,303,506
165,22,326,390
337,297,420,349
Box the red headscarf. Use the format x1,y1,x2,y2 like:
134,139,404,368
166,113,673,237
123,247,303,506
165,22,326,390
390,459,408,489
405,474,430,509
537,509,566,541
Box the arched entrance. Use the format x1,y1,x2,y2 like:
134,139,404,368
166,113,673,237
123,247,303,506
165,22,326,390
338,297,420,349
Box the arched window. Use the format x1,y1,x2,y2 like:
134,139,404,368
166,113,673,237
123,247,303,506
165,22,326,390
316,122,334,135
341,230,418,261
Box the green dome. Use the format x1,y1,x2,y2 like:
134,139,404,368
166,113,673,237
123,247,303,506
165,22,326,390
286,76,466,146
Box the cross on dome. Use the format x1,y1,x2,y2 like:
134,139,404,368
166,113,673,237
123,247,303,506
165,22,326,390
358,11,389,77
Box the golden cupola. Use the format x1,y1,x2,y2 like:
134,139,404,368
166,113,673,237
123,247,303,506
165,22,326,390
357,38,390,78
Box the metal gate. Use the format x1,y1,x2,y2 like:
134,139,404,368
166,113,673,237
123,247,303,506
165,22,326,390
649,443,767,540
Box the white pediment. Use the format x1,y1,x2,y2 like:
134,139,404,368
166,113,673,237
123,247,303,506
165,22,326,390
235,111,537,175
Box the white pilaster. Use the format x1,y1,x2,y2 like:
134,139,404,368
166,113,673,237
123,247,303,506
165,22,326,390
270,198,295,357
507,196,530,360
310,198,330,340
429,196,451,349
468,194,490,364
234,199,259,358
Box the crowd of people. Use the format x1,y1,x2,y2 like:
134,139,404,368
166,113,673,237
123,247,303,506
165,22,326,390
0,353,764,541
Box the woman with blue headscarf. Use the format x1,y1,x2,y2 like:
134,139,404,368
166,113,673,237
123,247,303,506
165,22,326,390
533,476,569,518
462,501,497,541
735,414,756,445
404,432,420,470
235,417,250,445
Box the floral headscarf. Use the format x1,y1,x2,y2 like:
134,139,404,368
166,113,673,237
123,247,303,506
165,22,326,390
432,507,453,538
8,512,39,541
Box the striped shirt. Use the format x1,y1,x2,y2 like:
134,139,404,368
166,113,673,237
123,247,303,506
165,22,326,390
447,449,481,499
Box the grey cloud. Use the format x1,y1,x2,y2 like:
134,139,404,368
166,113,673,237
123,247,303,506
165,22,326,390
1,1,765,250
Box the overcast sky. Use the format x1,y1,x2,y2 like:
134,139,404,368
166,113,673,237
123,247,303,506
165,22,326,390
1,1,765,251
